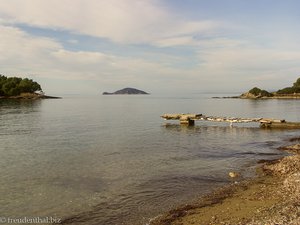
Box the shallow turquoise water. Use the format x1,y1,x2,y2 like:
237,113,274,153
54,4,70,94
0,94,299,224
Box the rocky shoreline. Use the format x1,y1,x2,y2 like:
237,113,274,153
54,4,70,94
0,93,61,99
150,138,300,225
213,94,300,99
241,93,300,99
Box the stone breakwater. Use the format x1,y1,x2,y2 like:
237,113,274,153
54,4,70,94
150,140,300,225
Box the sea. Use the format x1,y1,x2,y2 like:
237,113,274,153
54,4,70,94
0,94,300,225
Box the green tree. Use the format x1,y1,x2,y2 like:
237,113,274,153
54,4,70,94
2,78,19,96
249,87,273,97
277,86,300,94
249,87,262,96
293,77,300,87
0,75,7,95
18,78,41,93
0,74,42,96
276,77,300,94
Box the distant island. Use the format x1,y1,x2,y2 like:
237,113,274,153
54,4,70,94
103,87,149,95
215,77,300,99
0,74,60,99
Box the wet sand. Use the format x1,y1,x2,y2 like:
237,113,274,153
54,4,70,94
150,138,300,225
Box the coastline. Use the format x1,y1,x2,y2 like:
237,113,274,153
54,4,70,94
150,138,300,225
213,93,300,99
0,93,61,99
241,95,300,100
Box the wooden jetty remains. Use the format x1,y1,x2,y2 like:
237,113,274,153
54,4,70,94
161,113,300,128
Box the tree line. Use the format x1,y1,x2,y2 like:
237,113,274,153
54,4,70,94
0,75,42,97
249,77,300,97
277,77,300,94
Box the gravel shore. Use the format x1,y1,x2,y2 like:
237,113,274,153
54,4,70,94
150,138,300,225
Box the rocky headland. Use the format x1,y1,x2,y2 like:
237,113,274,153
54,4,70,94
215,77,300,99
240,91,300,99
0,75,60,99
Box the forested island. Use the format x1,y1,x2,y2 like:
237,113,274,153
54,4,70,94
0,74,60,99
103,87,149,95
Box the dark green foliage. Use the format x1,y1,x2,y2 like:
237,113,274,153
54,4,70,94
0,75,7,96
277,86,300,94
276,77,300,94
248,77,300,96
0,74,42,96
260,90,274,97
249,87,262,96
249,87,273,97
18,78,42,93
293,77,300,87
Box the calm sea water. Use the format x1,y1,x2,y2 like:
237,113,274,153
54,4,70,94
1,94,300,225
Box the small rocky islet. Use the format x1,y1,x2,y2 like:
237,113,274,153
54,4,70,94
102,87,149,95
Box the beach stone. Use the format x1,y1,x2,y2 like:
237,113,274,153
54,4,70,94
283,172,300,198
228,171,240,178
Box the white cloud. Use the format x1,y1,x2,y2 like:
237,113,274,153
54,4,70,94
0,23,191,93
0,0,221,45
52,50,112,65
1,21,300,94
0,24,61,74
193,39,300,90
154,36,196,47
1,0,300,94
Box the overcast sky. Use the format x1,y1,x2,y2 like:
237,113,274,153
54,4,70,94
0,0,300,95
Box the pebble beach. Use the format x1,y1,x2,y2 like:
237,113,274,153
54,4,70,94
151,138,300,225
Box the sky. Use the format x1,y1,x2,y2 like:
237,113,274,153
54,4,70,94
0,0,300,95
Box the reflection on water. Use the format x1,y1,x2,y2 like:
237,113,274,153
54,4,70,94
0,95,299,225
0,99,42,133
0,98,42,112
